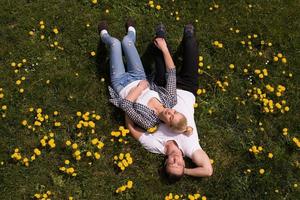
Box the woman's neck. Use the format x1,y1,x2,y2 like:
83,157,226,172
149,98,165,115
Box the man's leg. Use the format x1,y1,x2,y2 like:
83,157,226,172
122,27,146,80
101,31,126,93
177,25,199,95
152,43,167,87
152,23,168,87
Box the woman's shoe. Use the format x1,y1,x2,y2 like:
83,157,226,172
125,18,136,31
98,21,108,35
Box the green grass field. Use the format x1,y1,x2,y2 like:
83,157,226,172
0,0,299,199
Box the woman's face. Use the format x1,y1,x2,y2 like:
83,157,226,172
161,108,182,126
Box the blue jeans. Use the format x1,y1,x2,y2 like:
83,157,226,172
101,31,147,93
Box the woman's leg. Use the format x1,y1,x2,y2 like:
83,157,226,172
176,25,199,95
121,28,146,80
101,32,127,93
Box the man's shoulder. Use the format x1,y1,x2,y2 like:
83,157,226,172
191,149,207,161
138,133,165,155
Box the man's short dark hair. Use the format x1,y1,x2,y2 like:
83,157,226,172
165,167,184,183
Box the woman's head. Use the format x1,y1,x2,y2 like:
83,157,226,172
159,108,193,135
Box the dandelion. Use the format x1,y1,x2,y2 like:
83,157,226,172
94,152,101,159
65,140,72,146
22,120,28,126
86,151,92,157
52,28,59,34
90,51,96,56
268,153,273,158
34,148,41,156
282,57,287,63
148,1,154,6
16,80,21,85
72,143,78,149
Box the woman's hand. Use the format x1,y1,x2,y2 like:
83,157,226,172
154,38,175,70
137,80,149,90
154,38,168,52
125,81,148,102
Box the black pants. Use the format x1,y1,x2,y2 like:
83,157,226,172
152,35,199,96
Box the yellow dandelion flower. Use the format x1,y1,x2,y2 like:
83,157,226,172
94,152,101,159
90,51,96,56
72,143,78,149
22,120,28,126
268,153,273,158
34,148,41,156
53,28,59,34
86,151,92,157
66,140,72,146
282,57,287,63
127,180,133,188
147,126,158,133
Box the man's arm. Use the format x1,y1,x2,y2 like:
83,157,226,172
125,115,143,140
184,149,213,177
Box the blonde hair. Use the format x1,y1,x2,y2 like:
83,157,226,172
170,113,193,136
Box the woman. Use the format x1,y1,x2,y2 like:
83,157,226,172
98,19,192,135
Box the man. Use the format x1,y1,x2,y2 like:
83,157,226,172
125,24,213,181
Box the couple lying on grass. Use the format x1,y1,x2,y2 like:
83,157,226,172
99,19,213,182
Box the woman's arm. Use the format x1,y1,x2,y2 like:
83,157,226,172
154,38,175,70
125,80,149,102
153,38,177,105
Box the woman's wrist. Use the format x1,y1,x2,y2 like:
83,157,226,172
161,47,169,54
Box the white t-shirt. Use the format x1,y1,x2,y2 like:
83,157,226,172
138,89,201,159
136,88,161,106
119,80,141,98
119,80,161,107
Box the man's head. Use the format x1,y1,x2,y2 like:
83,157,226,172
159,108,193,135
164,141,185,182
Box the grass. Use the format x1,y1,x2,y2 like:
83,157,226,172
0,0,299,199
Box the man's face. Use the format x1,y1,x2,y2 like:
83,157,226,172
165,150,185,175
